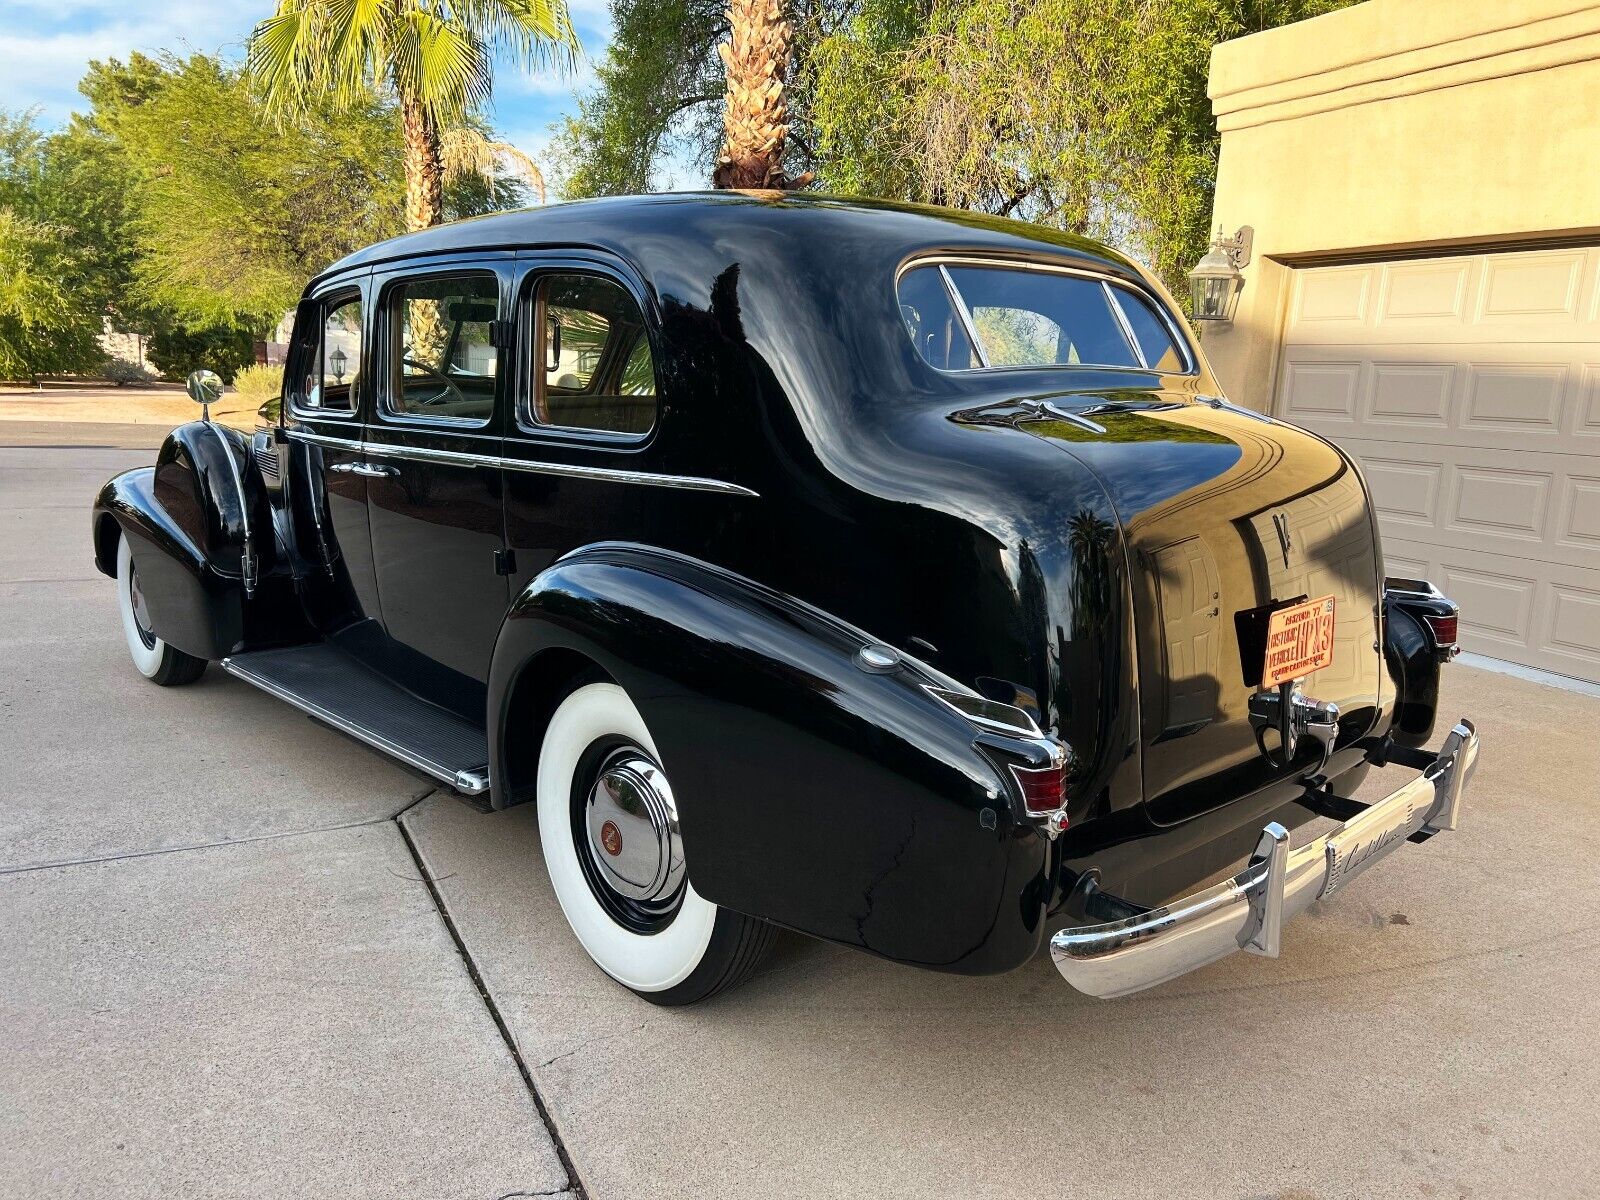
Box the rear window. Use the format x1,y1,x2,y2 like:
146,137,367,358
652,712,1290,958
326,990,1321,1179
897,263,1189,373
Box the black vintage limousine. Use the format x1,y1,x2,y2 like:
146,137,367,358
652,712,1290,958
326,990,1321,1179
93,192,1478,1004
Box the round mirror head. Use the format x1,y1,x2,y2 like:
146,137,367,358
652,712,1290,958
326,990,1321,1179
186,369,223,407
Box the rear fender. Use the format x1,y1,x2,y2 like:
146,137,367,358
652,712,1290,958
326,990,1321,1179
488,543,1054,974
1383,579,1458,749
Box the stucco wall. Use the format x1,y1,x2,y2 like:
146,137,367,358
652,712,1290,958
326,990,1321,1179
1203,0,1600,409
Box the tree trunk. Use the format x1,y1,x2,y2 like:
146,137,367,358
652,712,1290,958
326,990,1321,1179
712,0,793,189
401,94,445,231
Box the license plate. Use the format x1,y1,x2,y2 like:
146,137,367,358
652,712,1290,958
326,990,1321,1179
1261,595,1336,687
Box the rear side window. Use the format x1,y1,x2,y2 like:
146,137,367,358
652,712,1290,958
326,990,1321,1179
526,274,657,437
897,263,1190,373
898,265,977,370
293,291,363,413
387,274,499,423
1109,285,1186,372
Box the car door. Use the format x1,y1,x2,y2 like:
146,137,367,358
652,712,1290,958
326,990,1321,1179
363,260,513,713
498,259,672,590
283,279,383,637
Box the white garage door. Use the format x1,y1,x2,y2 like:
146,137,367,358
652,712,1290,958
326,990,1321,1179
1276,246,1600,683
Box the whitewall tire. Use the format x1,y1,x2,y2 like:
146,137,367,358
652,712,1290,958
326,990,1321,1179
537,681,774,1005
116,534,206,686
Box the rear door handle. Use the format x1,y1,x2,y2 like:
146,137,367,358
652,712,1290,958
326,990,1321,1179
354,463,399,477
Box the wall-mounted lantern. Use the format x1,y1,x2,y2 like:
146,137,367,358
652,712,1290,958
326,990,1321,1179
1188,225,1254,325
330,346,348,383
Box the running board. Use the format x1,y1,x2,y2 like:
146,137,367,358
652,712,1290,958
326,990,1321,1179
220,645,490,795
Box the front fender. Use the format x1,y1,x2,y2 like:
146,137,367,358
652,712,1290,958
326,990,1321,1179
94,466,244,659
92,421,311,660
488,544,1054,974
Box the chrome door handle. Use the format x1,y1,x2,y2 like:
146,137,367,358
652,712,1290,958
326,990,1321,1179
328,462,360,474
354,463,399,477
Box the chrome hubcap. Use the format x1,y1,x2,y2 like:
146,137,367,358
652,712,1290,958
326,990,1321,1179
128,568,156,649
583,749,684,903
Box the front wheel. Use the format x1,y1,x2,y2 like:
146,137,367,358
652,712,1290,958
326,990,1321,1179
116,534,206,686
537,681,775,1005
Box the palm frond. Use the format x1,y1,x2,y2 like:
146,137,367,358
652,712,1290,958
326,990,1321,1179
441,125,547,203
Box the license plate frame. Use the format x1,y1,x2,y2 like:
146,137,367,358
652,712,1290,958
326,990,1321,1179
1261,594,1336,687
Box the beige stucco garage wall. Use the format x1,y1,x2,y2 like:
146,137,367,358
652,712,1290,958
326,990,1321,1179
1203,0,1600,408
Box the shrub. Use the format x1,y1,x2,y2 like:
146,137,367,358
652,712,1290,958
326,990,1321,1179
147,318,255,383
232,362,283,403
102,356,155,386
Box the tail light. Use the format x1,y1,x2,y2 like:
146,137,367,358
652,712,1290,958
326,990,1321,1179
1423,612,1459,656
1010,761,1068,833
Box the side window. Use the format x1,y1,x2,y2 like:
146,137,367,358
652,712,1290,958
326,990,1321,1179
294,292,363,413
897,266,977,370
527,274,656,436
1109,285,1188,372
387,274,498,423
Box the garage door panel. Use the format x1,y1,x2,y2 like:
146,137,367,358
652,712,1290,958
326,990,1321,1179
1447,465,1552,543
1379,259,1472,325
1284,246,1600,348
1476,249,1589,324
1383,538,1600,677
1370,362,1453,424
1278,247,1600,683
1461,361,1567,434
1284,345,1587,453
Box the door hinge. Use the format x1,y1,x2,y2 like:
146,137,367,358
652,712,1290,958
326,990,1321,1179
488,319,515,350
493,548,517,576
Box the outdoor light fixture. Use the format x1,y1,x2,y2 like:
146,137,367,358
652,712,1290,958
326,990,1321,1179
1188,225,1253,325
330,346,348,383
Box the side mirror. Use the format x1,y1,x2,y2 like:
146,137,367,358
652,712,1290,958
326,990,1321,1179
187,369,223,419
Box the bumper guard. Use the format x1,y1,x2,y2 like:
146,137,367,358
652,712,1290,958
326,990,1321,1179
1051,719,1479,998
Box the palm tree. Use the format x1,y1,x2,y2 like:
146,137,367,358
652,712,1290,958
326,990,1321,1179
248,0,580,230
712,0,799,189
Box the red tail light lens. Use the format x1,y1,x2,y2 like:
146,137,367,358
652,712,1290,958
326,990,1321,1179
1010,761,1067,822
1424,613,1459,646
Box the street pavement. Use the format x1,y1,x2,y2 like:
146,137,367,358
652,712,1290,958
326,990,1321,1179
4,428,1598,1199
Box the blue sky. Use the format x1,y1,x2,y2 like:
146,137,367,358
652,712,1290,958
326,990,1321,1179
0,0,614,170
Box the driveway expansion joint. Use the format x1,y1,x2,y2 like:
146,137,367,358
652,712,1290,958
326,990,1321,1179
396,809,588,1200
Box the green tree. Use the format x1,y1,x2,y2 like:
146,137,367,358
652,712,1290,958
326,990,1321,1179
0,208,104,382
808,0,1359,294
549,0,854,198
248,0,580,230
0,111,114,381
146,316,257,384
84,53,410,328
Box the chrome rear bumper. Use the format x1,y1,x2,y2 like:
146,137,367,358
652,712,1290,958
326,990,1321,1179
1051,719,1479,998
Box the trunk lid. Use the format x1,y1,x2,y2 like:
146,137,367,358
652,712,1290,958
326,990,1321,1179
1021,396,1384,822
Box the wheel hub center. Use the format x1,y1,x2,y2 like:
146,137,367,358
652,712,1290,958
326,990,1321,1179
584,750,684,902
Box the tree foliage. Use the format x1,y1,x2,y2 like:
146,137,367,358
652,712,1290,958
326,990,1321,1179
0,113,112,380
560,0,1356,292
0,46,549,380
247,0,578,228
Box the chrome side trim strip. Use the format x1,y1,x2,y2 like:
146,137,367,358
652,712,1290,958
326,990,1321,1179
286,428,363,452
219,655,491,795
284,427,758,497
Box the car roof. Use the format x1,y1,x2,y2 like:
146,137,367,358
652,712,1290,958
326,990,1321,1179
309,191,1151,293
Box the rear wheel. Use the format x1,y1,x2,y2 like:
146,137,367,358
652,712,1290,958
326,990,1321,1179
537,681,774,1005
116,534,206,686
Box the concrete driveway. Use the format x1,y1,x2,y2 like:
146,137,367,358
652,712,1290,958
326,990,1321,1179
4,429,1597,1199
